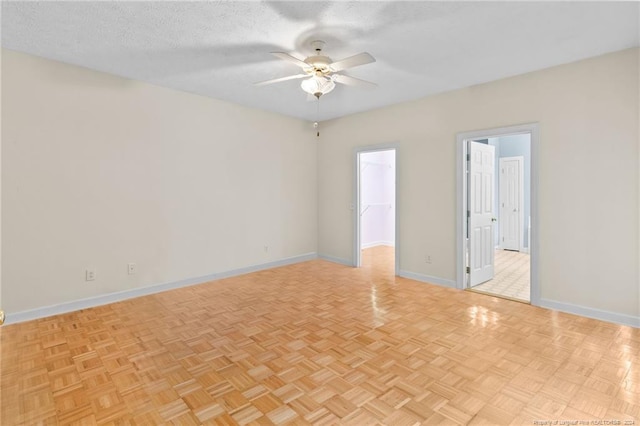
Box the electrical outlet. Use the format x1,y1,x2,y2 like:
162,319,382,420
85,269,96,281
127,263,137,275
425,255,432,264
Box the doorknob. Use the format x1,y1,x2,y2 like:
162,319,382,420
513,209,517,212
491,217,497,222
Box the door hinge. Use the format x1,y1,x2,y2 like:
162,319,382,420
466,266,470,274
466,153,470,161
467,210,470,218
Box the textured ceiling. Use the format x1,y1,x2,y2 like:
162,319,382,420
2,1,639,122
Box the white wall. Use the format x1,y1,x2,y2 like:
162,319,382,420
1,49,318,316
0,44,3,320
318,48,639,323
360,150,395,248
2,47,639,326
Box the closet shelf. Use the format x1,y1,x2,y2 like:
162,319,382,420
360,203,393,216
361,161,393,171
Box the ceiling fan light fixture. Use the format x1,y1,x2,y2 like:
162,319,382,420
301,76,335,97
256,41,376,103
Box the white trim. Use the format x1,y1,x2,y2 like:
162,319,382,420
5,252,317,325
318,254,352,267
456,123,540,306
214,253,317,279
539,298,640,328
399,270,457,288
360,241,395,249
353,143,400,275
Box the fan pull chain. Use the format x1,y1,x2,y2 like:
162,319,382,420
315,94,321,137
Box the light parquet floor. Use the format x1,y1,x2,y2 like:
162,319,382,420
472,250,531,303
1,246,639,425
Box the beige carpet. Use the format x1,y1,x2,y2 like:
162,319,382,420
472,249,530,302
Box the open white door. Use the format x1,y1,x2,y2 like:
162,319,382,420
499,157,524,251
469,141,495,286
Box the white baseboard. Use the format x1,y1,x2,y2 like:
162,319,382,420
495,245,530,254
9,254,636,331
361,241,395,249
215,253,317,279
399,270,457,288
538,298,639,328
6,252,318,325
318,254,353,267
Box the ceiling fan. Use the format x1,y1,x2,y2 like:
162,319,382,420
255,40,377,99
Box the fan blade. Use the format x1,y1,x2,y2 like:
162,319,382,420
332,74,377,89
254,74,309,86
329,52,376,72
271,52,310,69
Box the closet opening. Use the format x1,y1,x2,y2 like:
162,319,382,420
354,147,397,274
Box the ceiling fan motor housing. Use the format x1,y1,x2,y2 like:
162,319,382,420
304,55,332,74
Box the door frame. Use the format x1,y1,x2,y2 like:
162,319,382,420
499,156,525,252
353,143,399,276
456,124,539,305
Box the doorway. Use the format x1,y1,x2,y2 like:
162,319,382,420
456,124,539,305
354,146,398,274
